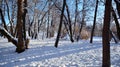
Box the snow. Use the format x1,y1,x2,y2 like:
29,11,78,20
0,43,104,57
0,37,120,67
0,27,14,39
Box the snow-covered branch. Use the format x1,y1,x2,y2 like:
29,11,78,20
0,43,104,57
0,26,18,47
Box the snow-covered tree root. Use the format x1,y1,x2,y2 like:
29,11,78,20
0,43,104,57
0,27,29,53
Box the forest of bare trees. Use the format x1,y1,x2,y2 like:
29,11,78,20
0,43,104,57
0,0,120,66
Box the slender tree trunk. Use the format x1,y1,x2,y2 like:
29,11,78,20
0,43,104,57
111,7,120,40
46,1,51,38
23,0,27,40
54,0,66,48
114,0,120,18
63,20,70,36
78,0,86,41
90,0,99,43
65,2,74,42
46,11,50,38
102,0,111,66
23,0,29,49
0,8,8,31
54,4,74,41
73,0,78,36
110,30,118,43
0,7,17,47
5,0,14,36
0,5,18,50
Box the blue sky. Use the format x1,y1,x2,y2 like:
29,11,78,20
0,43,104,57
1,0,106,26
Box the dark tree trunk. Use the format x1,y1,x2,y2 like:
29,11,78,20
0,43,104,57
54,4,74,41
0,8,8,31
110,30,118,43
0,6,18,52
23,0,29,49
23,0,27,40
78,0,86,41
65,2,74,42
90,0,99,43
16,0,26,53
0,0,29,52
111,7,120,40
46,13,50,38
102,0,111,67
114,0,120,18
73,0,78,37
54,0,66,48
5,0,14,36
46,1,50,38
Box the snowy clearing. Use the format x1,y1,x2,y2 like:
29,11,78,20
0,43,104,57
0,37,120,67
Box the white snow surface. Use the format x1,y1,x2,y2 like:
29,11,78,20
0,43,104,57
0,37,120,67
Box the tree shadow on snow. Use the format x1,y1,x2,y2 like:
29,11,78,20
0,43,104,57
0,42,119,67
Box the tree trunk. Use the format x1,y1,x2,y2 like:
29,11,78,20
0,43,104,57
23,0,27,40
65,2,74,42
0,4,25,53
78,0,86,41
114,0,120,18
54,0,66,48
73,0,78,37
46,1,50,38
0,8,8,31
111,7,120,40
102,0,111,67
110,30,118,43
5,0,14,36
16,0,26,53
23,0,29,49
90,0,99,43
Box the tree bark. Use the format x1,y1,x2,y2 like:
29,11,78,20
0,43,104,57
78,0,86,41
23,0,27,40
54,0,66,48
5,0,14,36
102,0,111,67
65,2,74,42
111,7,120,40
110,30,118,43
16,0,26,53
114,0,120,18
90,0,99,43
73,0,78,37
0,8,8,31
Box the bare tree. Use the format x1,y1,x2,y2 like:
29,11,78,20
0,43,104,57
79,0,86,34
0,8,8,31
114,0,120,18
65,1,74,42
23,0,27,41
102,0,112,66
55,0,65,48
111,7,120,40
16,0,27,53
46,0,50,38
5,0,14,36
73,0,79,37
90,0,99,43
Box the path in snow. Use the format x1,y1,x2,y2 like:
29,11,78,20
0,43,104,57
0,38,120,67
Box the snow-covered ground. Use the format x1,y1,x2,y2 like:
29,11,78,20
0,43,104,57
0,37,120,67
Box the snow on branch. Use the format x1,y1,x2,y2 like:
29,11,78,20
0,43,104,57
0,26,18,47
